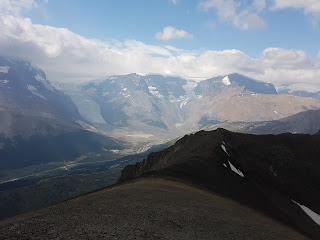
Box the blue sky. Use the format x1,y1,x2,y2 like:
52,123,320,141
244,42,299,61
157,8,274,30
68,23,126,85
28,0,320,58
0,0,319,91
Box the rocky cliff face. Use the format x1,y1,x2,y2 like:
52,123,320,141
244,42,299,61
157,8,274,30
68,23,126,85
120,129,320,239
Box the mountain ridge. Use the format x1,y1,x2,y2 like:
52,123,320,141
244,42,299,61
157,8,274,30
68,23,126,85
120,128,320,239
1,129,318,239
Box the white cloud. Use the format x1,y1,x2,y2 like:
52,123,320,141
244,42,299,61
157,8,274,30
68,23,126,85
168,0,180,5
0,0,38,16
316,51,320,67
273,0,320,26
0,0,319,93
155,26,192,41
199,0,266,30
261,48,311,69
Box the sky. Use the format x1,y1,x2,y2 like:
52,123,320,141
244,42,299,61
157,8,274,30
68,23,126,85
0,0,320,92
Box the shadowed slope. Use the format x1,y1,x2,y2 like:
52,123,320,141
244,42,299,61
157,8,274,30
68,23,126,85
1,129,319,239
121,129,320,239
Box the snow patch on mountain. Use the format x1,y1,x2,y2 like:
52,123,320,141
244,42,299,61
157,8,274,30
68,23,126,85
292,200,320,226
228,161,245,177
75,120,98,133
179,97,189,109
222,75,231,86
121,88,131,98
0,66,9,73
27,85,47,100
148,86,162,98
221,141,230,156
35,73,45,82
0,80,9,85
34,73,55,92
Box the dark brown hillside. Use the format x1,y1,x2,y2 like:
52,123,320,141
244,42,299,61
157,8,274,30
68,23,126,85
0,178,309,240
1,129,319,239
120,129,320,239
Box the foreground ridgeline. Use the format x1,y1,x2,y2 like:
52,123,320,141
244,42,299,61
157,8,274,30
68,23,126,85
1,129,319,239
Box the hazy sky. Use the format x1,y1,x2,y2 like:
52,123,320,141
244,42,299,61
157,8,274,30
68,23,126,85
0,0,320,91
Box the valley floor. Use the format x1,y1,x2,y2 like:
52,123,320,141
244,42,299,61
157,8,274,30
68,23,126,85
0,177,308,240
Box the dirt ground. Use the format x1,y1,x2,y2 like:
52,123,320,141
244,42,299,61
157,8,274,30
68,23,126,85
0,178,309,240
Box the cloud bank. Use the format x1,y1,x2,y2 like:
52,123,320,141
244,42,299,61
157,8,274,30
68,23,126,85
0,0,319,92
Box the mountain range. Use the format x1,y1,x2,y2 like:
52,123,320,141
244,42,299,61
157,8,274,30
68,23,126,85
62,72,320,143
1,55,320,173
2,55,320,147
1,56,320,233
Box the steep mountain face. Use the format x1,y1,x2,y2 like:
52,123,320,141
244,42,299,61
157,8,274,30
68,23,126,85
0,56,86,139
0,57,80,125
82,74,185,129
65,73,320,143
0,57,124,170
121,129,320,239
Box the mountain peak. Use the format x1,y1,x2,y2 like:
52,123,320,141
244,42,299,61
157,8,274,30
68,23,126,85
230,73,277,94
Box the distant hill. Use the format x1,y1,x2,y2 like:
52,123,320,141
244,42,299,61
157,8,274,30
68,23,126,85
203,109,320,136
279,88,320,100
250,109,320,135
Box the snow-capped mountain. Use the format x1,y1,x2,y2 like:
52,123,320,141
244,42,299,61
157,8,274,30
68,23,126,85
0,57,124,170
194,73,277,96
64,73,320,143
0,56,80,125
